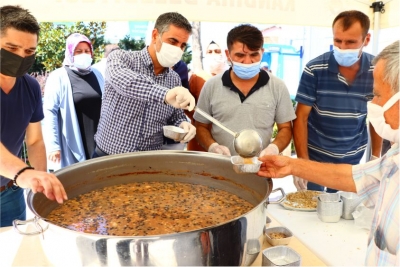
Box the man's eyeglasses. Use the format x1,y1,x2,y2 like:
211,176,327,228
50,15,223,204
365,94,374,101
207,49,221,54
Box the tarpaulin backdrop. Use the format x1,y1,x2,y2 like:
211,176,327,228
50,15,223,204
8,0,399,29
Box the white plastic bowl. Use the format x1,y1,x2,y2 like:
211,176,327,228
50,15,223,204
262,245,301,266
230,156,262,174
264,226,293,246
163,126,188,141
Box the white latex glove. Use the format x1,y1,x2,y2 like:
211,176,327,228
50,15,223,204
370,155,379,161
165,86,195,111
293,175,308,191
208,142,231,156
259,143,279,157
179,121,196,143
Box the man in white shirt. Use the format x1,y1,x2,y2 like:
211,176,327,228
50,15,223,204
258,41,399,266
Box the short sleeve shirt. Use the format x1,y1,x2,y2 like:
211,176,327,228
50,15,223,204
352,144,399,265
295,51,374,164
194,70,296,155
1,75,44,186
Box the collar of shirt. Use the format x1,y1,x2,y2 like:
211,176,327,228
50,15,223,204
221,68,270,103
328,51,374,74
140,46,172,76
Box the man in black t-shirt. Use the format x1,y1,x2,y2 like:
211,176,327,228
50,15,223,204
0,5,67,227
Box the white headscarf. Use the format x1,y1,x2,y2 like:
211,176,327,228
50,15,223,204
62,33,93,74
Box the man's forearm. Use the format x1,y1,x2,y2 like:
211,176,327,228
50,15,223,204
195,124,215,151
27,140,47,172
293,120,309,159
272,126,292,152
0,142,30,179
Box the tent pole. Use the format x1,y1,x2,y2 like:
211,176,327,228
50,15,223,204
370,1,385,55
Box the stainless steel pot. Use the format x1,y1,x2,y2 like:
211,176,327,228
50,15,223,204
14,151,283,266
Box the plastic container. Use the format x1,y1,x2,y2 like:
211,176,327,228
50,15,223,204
317,197,343,223
162,126,187,141
264,226,293,246
262,246,301,266
318,192,340,202
231,156,262,174
340,191,363,220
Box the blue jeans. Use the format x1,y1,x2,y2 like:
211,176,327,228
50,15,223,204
307,182,338,193
0,185,26,227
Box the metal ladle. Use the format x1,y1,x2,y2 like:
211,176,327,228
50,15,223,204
194,107,263,158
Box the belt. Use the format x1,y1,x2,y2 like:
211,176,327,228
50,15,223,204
0,180,14,193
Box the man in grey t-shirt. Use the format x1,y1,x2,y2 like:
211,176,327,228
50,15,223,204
193,24,296,156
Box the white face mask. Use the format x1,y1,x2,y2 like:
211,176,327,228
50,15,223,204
206,54,225,74
367,92,400,143
155,36,183,68
73,53,92,69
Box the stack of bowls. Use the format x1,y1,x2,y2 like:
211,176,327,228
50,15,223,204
340,192,363,220
317,193,343,223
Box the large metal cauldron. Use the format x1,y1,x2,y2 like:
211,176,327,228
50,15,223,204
16,151,279,266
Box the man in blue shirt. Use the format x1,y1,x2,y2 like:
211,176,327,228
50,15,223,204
293,10,382,192
0,5,67,227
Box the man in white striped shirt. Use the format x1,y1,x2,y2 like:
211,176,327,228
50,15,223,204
258,40,399,266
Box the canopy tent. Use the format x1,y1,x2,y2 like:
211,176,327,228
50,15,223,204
10,0,399,29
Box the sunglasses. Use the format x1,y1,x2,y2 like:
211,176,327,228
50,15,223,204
207,49,221,54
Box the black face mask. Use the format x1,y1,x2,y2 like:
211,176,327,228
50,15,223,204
0,48,36,77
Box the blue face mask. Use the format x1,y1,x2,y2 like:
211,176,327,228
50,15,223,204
333,43,364,67
231,61,261,79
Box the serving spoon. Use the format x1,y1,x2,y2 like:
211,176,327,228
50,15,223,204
194,107,262,158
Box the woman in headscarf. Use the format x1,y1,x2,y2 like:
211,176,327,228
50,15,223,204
43,33,104,168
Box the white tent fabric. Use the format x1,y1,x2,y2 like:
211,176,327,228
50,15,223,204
10,0,399,29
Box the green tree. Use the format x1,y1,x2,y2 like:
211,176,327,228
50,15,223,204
118,35,146,51
34,22,106,72
182,44,192,66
